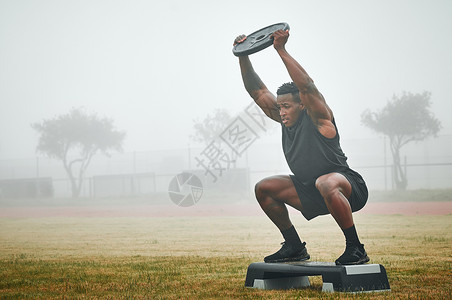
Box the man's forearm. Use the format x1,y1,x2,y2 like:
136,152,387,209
239,56,267,99
277,49,316,94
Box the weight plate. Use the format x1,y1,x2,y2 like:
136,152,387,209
233,22,290,57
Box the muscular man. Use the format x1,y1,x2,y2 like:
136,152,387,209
234,29,370,265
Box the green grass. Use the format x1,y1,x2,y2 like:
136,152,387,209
0,214,451,299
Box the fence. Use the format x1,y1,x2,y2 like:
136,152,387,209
0,135,451,199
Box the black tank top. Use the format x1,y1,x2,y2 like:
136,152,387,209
282,109,349,185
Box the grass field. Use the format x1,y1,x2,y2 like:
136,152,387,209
1,208,451,299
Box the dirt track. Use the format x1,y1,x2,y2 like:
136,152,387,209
0,201,451,218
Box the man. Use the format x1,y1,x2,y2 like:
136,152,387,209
234,29,369,265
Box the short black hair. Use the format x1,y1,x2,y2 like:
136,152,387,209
277,82,301,102
277,82,299,95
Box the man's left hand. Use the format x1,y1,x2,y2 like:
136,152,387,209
272,29,289,51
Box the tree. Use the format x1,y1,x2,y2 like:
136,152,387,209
361,91,441,190
191,108,241,168
32,108,126,197
190,108,232,146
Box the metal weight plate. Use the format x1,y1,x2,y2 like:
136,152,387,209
233,22,290,57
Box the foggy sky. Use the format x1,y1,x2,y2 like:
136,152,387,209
1,0,451,159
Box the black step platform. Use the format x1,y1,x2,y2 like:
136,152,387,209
245,261,390,292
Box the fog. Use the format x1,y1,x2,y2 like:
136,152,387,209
0,0,451,160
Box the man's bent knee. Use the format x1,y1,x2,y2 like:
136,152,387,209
315,175,334,197
255,178,273,199
315,173,351,201
255,176,287,200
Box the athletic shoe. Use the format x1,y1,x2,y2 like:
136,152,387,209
335,243,370,265
264,242,310,263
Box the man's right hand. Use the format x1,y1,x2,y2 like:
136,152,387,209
233,34,247,46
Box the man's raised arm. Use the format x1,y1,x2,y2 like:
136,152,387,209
271,30,333,124
235,35,281,123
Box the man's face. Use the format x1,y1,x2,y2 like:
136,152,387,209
276,93,304,127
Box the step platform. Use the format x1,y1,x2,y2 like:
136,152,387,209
245,261,390,293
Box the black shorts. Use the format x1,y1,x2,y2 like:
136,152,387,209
290,169,368,221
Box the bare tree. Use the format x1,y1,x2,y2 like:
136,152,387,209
361,91,441,190
32,108,126,197
190,108,232,145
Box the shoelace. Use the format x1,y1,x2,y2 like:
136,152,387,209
279,241,307,248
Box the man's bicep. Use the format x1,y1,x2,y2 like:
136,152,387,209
298,79,318,95
255,91,281,123
298,81,331,120
304,94,333,125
